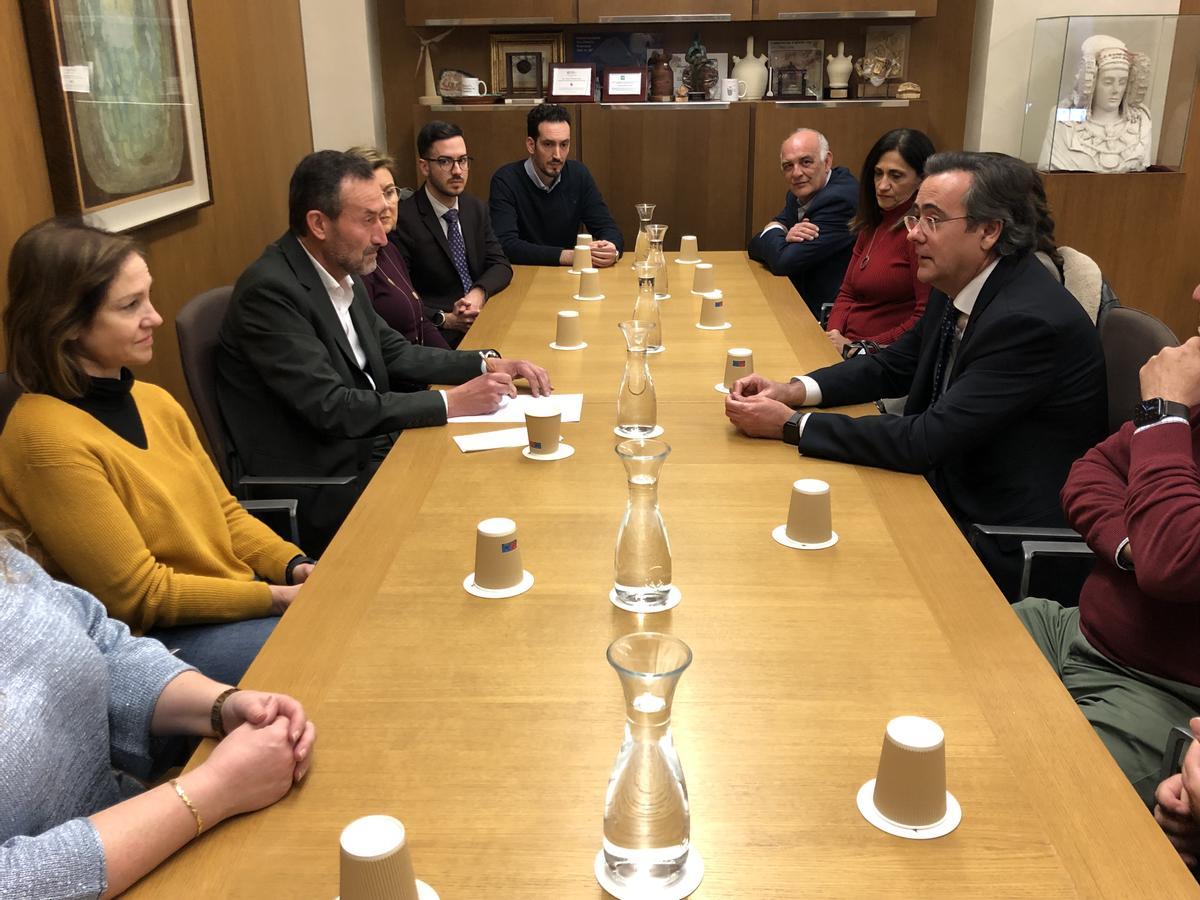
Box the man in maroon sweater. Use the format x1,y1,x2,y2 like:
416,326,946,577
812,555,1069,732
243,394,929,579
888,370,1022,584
1014,292,1200,862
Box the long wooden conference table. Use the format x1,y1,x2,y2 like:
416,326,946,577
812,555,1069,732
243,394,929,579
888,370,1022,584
133,252,1198,897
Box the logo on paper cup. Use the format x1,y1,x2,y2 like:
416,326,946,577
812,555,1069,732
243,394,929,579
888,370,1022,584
501,540,518,553
731,359,746,367
714,301,723,308
531,441,542,449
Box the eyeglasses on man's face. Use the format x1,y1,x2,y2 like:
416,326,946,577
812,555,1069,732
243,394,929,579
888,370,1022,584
382,185,401,200
423,156,473,171
902,213,970,235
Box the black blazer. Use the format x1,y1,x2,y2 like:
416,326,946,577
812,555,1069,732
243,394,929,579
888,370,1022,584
799,251,1107,534
216,232,486,548
747,166,859,319
392,187,513,323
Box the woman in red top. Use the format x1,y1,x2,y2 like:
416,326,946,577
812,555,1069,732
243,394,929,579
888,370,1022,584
826,128,936,355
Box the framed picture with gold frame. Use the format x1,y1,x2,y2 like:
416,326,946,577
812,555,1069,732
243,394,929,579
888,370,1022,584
490,32,565,97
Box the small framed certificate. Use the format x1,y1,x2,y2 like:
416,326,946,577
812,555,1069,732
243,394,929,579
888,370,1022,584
547,63,596,103
602,67,646,103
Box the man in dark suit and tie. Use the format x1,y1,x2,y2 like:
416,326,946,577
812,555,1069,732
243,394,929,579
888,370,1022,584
392,121,512,348
748,128,859,319
726,152,1106,597
217,150,549,553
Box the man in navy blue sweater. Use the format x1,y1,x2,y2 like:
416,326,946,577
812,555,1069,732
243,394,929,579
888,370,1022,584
489,105,623,267
748,128,859,319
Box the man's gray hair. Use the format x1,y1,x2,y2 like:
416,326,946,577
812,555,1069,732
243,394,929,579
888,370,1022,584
923,151,1038,257
786,128,830,159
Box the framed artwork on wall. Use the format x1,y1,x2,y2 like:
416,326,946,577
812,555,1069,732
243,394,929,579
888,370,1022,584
19,0,212,232
490,32,565,97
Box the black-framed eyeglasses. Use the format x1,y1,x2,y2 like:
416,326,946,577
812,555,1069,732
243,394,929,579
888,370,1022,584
902,214,970,235
423,156,473,171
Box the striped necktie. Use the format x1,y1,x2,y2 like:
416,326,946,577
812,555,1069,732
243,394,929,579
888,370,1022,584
442,208,473,295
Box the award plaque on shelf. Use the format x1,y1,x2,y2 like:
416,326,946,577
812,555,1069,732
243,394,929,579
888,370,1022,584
547,63,597,103
602,67,646,103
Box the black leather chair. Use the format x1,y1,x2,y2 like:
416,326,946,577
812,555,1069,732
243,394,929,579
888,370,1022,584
176,287,353,546
972,300,1181,603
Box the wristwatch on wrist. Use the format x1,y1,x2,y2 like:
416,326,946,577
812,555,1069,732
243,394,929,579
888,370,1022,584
430,310,447,327
1133,397,1189,427
782,410,805,446
479,350,501,360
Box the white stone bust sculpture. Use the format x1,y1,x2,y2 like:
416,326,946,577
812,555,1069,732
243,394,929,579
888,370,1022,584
1040,34,1153,173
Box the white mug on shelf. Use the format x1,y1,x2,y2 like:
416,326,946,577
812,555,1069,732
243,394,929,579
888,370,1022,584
460,77,488,96
721,78,748,102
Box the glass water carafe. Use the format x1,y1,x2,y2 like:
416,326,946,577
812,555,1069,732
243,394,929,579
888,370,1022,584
632,261,663,352
602,631,693,887
647,224,669,299
612,438,672,608
615,321,658,438
634,203,656,265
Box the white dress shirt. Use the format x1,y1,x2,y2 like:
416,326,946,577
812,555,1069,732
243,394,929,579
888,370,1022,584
425,185,460,238
298,240,375,389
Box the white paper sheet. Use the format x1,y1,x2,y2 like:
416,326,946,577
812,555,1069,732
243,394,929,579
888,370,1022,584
453,427,534,453
447,393,583,424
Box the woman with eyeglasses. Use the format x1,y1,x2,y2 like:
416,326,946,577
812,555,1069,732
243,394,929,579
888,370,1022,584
348,146,453,351
0,219,314,685
825,128,936,358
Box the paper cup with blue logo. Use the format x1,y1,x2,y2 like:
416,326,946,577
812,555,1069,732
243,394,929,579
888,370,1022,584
722,347,753,391
524,402,561,458
699,290,727,328
471,517,527,593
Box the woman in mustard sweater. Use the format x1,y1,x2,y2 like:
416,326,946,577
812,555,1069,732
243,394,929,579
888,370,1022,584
0,219,315,683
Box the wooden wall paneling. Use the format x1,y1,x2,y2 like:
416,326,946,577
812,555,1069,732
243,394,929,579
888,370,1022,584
0,0,55,365
580,104,752,251
411,104,566,202
404,0,577,27
128,0,313,408
756,0,936,19
577,0,753,23
1044,172,1187,332
749,101,931,239
905,0,975,152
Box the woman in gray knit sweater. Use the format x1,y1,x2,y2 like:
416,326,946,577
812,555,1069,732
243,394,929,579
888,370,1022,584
0,542,317,898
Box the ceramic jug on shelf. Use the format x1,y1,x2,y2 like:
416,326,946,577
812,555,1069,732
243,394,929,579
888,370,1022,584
732,36,768,101
826,42,853,98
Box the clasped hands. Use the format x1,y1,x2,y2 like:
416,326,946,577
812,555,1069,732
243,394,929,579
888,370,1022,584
724,374,806,439
443,288,487,333
1155,717,1200,866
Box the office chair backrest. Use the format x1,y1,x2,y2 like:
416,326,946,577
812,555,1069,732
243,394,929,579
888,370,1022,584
176,286,235,486
0,373,24,433
1100,305,1179,434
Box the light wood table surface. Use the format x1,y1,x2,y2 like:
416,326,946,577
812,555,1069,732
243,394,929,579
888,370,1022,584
132,252,1198,898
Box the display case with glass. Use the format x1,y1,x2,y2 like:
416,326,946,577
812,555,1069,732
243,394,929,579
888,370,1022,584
1021,15,1199,173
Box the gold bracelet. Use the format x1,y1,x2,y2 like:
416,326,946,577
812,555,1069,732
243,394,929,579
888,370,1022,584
210,687,240,738
170,778,203,836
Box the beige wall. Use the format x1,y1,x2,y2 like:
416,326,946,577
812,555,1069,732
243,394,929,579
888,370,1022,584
299,0,387,150
965,0,1180,155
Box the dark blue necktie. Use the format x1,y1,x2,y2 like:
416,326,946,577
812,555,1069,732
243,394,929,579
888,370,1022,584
929,300,958,405
443,208,473,295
